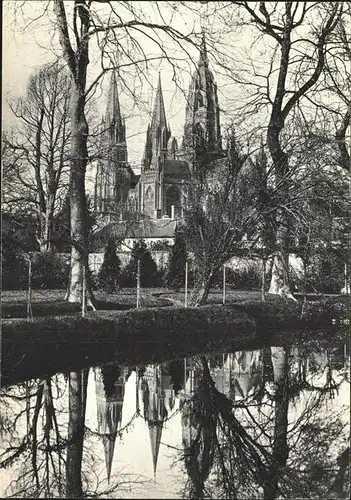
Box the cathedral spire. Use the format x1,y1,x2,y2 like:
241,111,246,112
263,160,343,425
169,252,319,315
150,73,168,135
183,32,222,157
142,74,171,169
105,71,126,144
198,32,209,68
106,72,122,125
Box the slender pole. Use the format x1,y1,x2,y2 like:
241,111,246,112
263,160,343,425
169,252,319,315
184,358,187,392
82,264,86,318
222,265,226,305
136,259,141,309
344,262,349,295
261,258,266,302
184,260,188,308
27,256,33,321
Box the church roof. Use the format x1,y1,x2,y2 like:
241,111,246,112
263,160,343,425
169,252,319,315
128,219,177,239
163,159,191,179
92,219,177,250
131,172,140,189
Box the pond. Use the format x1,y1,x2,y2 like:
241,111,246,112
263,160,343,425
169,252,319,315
0,332,349,499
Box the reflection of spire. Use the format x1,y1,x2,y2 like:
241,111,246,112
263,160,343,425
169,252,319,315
137,364,168,477
94,366,126,482
149,422,163,477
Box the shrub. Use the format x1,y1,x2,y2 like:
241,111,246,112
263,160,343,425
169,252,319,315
98,240,121,293
291,251,344,294
165,230,187,290
212,264,261,290
1,244,28,290
31,252,69,289
120,240,159,287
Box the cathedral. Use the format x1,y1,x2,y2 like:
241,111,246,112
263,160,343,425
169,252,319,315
94,38,222,241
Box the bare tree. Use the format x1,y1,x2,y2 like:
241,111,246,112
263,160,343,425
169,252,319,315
182,129,252,306
201,1,347,297
4,61,71,252
15,0,197,304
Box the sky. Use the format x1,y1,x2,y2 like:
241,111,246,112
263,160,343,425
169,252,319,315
2,1,218,170
2,0,263,182
3,1,345,175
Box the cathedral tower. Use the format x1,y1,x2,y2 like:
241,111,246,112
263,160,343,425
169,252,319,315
95,73,131,217
183,35,222,158
142,74,171,170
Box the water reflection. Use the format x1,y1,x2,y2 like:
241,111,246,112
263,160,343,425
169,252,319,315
0,340,349,498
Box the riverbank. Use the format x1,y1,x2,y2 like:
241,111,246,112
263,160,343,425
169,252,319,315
2,294,349,387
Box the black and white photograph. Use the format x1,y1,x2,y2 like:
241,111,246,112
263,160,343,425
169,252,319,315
1,1,350,498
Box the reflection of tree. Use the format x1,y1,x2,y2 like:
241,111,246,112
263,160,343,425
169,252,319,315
0,368,143,498
0,377,67,497
181,362,218,499
264,346,289,499
66,369,88,498
180,356,275,499
179,347,349,499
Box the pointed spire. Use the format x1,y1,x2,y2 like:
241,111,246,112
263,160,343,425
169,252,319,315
106,71,122,124
151,73,168,132
142,74,171,169
198,31,209,68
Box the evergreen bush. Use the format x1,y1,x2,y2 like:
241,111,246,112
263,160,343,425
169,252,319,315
120,240,159,287
165,231,187,289
98,240,121,293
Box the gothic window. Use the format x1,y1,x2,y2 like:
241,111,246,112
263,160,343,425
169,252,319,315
145,186,154,204
194,91,204,111
166,185,181,217
194,123,205,149
116,149,125,162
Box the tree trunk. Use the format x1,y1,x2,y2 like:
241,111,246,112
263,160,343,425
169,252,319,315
64,83,94,307
65,369,88,499
38,210,54,252
268,252,295,300
189,274,212,307
267,124,295,299
264,346,290,499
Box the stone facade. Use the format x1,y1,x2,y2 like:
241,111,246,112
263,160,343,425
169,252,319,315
94,36,222,230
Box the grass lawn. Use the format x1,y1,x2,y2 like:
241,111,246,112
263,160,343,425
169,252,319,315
1,287,348,319
1,288,173,318
1,287,261,318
